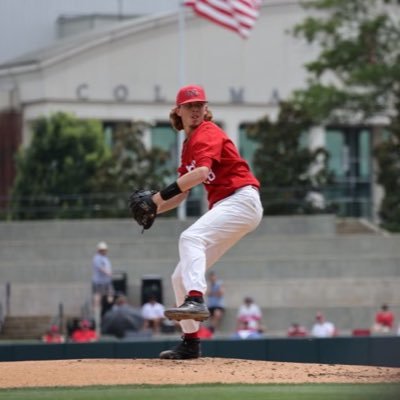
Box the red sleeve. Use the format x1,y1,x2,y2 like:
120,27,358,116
191,124,223,168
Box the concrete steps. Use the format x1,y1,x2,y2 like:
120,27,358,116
336,218,382,235
0,216,399,335
0,316,52,340
1,234,399,284
0,215,337,240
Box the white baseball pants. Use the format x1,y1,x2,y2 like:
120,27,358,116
171,185,264,333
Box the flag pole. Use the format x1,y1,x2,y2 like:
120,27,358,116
177,1,187,221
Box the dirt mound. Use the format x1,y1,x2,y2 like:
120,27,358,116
0,358,399,388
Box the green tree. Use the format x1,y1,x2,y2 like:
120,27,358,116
247,102,332,215
292,0,400,123
91,122,171,217
374,97,400,231
292,0,400,229
11,112,110,219
11,115,173,219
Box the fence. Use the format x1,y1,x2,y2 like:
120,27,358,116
0,185,372,220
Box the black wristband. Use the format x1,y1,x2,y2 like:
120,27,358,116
159,181,182,201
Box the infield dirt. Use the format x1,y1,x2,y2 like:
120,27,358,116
0,358,399,388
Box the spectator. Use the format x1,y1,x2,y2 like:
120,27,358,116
287,322,308,337
310,312,336,338
372,303,395,333
71,319,98,343
197,325,214,339
92,241,113,310
206,271,225,333
102,295,144,338
42,324,65,343
232,320,263,339
236,296,263,333
141,295,165,334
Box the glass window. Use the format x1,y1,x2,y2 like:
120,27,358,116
359,129,370,178
326,129,346,178
151,123,178,181
299,131,309,149
239,124,259,171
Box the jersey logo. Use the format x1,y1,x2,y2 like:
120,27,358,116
186,160,216,183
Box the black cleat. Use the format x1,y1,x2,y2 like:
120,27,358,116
164,296,210,322
159,337,200,359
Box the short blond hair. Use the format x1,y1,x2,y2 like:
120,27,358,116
169,107,213,132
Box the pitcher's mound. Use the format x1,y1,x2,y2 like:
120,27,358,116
1,358,399,388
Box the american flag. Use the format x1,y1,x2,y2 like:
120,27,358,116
184,0,262,39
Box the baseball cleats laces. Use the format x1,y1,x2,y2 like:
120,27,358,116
159,337,200,359
164,296,210,322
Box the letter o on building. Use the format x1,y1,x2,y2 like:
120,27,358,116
114,85,129,102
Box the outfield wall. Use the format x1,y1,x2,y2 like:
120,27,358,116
0,336,399,367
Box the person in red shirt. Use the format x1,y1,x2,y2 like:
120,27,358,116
42,324,65,343
71,319,98,343
149,85,263,359
372,303,395,333
287,322,308,337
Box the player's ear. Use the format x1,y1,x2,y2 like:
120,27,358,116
204,108,213,122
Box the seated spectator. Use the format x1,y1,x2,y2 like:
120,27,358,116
310,312,337,338
287,322,308,337
102,295,144,339
236,296,263,333
197,325,214,339
372,303,394,333
42,324,65,343
141,295,165,334
71,319,98,343
206,271,225,333
232,320,263,339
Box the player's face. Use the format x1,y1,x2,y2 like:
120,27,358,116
178,102,207,131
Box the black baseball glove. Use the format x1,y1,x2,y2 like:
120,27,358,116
128,189,158,230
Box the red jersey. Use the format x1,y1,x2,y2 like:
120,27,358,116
71,329,98,343
42,334,65,343
375,311,394,328
178,121,260,207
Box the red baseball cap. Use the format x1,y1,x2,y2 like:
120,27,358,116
176,85,207,105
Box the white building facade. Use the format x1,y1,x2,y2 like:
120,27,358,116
0,1,382,220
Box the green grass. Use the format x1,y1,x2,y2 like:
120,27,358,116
0,384,399,400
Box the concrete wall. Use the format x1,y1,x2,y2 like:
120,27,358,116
0,215,399,334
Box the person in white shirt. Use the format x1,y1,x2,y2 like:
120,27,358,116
236,296,263,332
310,312,337,338
141,295,165,334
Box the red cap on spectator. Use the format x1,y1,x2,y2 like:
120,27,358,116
81,319,90,328
176,85,207,105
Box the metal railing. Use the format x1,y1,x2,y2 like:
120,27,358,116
0,186,373,220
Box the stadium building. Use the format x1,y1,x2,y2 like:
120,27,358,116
0,0,389,220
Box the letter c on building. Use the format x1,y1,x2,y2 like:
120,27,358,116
76,84,89,100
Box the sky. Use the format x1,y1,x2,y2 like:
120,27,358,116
0,0,181,63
